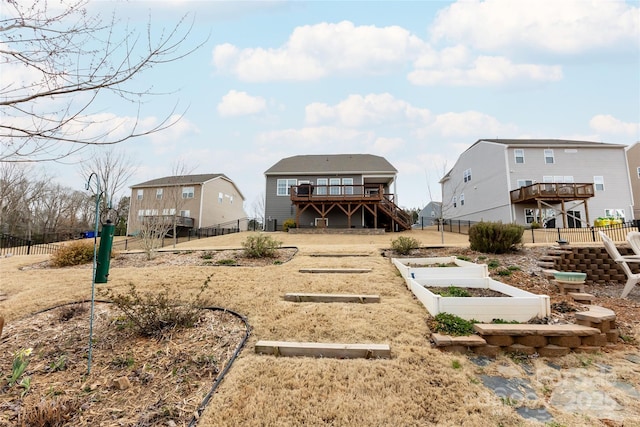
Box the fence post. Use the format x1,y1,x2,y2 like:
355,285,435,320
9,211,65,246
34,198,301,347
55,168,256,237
531,228,535,244
125,239,128,251
27,240,32,255
591,226,596,242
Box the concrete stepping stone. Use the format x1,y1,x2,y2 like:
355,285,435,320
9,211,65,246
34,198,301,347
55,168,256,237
255,340,391,359
625,353,640,364
284,293,380,303
298,268,372,273
516,406,554,423
550,377,625,421
479,375,538,402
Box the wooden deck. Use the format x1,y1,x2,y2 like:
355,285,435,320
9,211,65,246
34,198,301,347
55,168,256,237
510,183,594,203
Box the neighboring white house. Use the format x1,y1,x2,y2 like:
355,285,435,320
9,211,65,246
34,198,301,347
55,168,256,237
440,139,633,228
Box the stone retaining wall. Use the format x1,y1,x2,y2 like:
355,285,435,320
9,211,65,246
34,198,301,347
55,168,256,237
550,246,639,284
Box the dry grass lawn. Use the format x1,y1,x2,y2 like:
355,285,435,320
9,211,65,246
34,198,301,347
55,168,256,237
1,229,639,426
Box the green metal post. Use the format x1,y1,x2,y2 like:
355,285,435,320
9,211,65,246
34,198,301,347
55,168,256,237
95,220,115,283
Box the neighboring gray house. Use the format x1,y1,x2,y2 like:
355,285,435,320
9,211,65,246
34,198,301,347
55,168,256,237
417,201,442,226
440,139,633,228
264,154,411,231
127,174,247,236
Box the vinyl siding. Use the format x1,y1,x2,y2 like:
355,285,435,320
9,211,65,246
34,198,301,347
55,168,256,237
200,178,247,229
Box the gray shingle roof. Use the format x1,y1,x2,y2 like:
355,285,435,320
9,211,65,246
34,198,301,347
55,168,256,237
131,173,228,188
477,138,626,148
264,154,397,175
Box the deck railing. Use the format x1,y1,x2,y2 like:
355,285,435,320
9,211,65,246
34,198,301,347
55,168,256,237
290,184,384,202
510,183,594,203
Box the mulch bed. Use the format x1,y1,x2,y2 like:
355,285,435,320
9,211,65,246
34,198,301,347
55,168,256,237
0,302,246,426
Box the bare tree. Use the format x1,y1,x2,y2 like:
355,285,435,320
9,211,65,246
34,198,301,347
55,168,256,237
138,214,173,260
79,148,138,221
1,0,202,162
165,161,196,247
251,192,265,230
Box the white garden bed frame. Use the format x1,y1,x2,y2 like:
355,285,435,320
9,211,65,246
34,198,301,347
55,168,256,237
392,257,550,323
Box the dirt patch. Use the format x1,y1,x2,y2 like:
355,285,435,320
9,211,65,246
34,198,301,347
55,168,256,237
0,302,246,426
426,286,508,298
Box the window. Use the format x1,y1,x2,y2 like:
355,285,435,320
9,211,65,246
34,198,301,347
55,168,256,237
453,196,457,208
277,179,297,196
637,167,640,179
329,178,341,195
230,196,233,204
151,209,158,216
514,149,525,164
517,179,533,188
342,178,354,195
524,208,535,224
594,176,605,191
162,208,176,215
180,210,190,217
460,193,465,206
463,169,472,183
316,178,328,195
137,209,144,220
182,186,194,199
218,192,223,203
137,189,143,200
156,188,163,199
544,149,554,164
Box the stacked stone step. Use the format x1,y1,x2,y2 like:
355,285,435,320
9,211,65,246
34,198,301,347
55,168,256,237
574,305,620,348
552,279,586,295
471,324,607,357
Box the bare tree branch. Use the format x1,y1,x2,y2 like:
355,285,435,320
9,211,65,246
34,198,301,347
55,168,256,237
0,0,204,162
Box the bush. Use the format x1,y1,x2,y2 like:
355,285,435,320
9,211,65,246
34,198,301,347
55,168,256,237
436,286,471,297
241,234,282,258
282,218,296,232
100,276,211,338
390,236,420,255
468,222,524,254
51,241,95,267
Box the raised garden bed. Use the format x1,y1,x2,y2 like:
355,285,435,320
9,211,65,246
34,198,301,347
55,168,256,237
392,257,550,323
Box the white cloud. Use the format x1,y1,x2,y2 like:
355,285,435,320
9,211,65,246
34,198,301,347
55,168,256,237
430,0,639,54
420,111,518,138
305,93,431,127
212,21,425,82
589,114,640,136
256,126,374,151
409,55,562,86
372,137,405,154
217,90,267,117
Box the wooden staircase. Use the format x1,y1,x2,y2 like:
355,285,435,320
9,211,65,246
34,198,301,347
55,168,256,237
379,197,412,231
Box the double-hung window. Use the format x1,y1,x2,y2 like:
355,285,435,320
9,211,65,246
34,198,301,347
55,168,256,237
460,193,465,206
514,149,525,164
276,179,297,196
137,189,143,200
329,178,341,195
316,178,328,195
453,196,457,208
463,169,472,183
544,149,554,164
342,178,354,195
594,176,605,191
182,186,194,199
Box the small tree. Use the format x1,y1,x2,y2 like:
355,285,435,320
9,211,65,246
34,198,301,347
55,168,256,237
468,222,524,254
138,215,172,260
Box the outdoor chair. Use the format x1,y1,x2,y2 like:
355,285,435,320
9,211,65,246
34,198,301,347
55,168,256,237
626,231,640,256
599,231,640,298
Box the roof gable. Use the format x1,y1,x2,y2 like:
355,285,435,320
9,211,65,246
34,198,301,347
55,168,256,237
265,154,397,175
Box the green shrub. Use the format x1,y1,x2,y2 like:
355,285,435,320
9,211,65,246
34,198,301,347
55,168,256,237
100,276,211,338
487,259,500,269
432,313,476,336
242,234,282,258
496,268,512,276
216,259,237,265
390,236,420,255
51,241,95,267
282,218,296,232
468,222,524,254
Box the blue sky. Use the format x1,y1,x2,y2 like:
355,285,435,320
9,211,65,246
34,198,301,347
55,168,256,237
16,0,640,215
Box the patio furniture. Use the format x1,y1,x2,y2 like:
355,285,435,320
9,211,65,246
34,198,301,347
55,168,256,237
626,231,640,256
599,231,640,298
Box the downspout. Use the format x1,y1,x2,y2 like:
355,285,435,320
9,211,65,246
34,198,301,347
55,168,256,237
198,184,204,230
504,146,516,223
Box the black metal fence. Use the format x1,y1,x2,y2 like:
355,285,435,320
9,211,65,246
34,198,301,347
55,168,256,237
436,220,639,244
0,233,62,256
